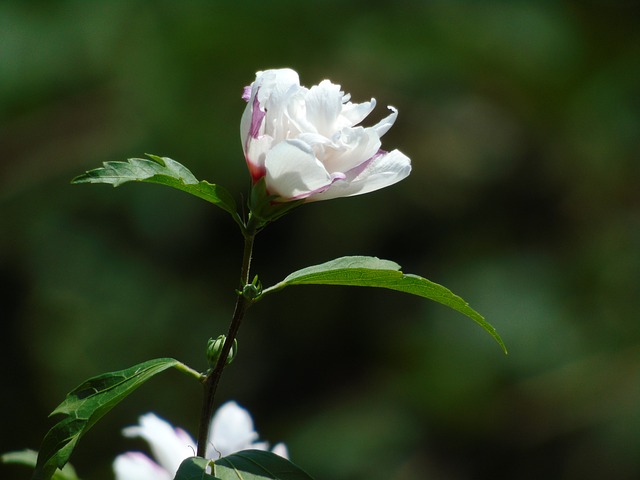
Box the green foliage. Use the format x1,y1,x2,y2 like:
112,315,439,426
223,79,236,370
174,452,314,480
33,358,182,480
2,450,79,480
262,256,506,353
214,451,314,480
174,457,218,480
71,154,240,224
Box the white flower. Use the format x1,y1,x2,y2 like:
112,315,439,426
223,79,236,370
113,401,288,480
240,68,411,202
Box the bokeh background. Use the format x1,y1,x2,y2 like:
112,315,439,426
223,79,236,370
2,1,639,479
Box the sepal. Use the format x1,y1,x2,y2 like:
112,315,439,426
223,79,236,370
207,335,238,369
247,178,303,231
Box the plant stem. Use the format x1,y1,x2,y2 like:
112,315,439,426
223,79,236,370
175,362,206,382
196,220,256,457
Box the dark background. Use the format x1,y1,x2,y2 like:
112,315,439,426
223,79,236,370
2,1,639,479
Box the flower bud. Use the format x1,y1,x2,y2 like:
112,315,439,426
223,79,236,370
241,275,262,300
206,335,238,368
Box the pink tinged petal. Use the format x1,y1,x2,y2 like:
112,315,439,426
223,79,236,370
249,92,266,139
240,87,259,157
245,135,272,181
239,88,266,155
242,85,252,101
372,106,398,137
207,401,259,458
304,80,344,137
241,91,269,180
321,126,381,174
240,69,300,173
307,149,411,202
122,413,196,477
113,452,172,480
264,139,336,200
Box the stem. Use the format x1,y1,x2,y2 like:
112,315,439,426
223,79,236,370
175,362,206,382
196,219,257,457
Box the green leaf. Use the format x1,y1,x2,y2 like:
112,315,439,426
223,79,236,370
213,450,314,480
72,154,239,221
262,256,507,353
2,450,79,480
33,358,181,480
174,457,218,480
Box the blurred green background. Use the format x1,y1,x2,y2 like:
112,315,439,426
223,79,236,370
2,1,639,479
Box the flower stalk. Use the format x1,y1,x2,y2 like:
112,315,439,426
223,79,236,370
196,217,257,457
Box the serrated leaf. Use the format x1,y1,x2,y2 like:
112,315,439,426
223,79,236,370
262,256,506,353
33,358,181,480
2,450,79,480
174,457,219,480
213,450,314,480
72,154,239,220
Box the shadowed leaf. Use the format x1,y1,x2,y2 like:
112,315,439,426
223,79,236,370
2,450,79,480
33,358,181,480
214,450,314,480
174,457,218,480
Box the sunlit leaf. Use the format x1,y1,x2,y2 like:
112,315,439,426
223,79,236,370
71,154,239,220
214,450,314,480
33,358,181,480
262,256,506,353
174,457,218,480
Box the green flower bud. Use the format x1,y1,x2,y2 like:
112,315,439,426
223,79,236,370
206,335,238,368
241,275,262,300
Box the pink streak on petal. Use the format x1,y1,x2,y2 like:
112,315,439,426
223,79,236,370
244,86,268,181
249,91,265,139
242,86,251,101
343,149,385,180
289,171,346,200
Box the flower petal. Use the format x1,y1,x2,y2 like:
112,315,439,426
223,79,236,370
271,442,289,459
113,452,172,480
240,69,301,171
265,139,335,199
256,68,300,106
307,149,411,201
304,80,344,137
122,413,196,477
207,401,259,458
321,126,381,174
372,106,398,137
340,98,376,127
